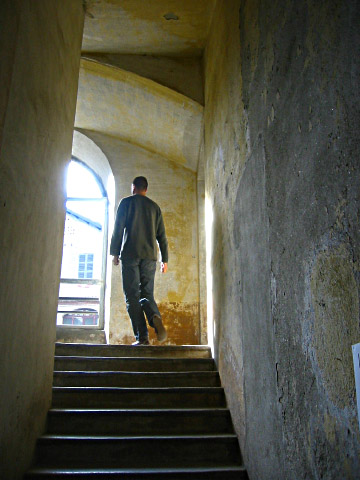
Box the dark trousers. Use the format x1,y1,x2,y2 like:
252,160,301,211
121,257,161,341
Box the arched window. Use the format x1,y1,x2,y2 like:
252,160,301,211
57,159,108,328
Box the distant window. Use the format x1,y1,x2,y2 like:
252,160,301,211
78,253,94,279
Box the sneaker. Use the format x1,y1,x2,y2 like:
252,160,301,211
132,339,150,346
152,315,167,342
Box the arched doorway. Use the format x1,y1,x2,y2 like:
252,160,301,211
57,158,108,330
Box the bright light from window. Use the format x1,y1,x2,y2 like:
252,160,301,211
67,161,103,198
205,195,214,353
66,160,106,225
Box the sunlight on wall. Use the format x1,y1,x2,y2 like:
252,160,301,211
205,195,214,353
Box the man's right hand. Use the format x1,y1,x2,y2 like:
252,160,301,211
112,256,119,266
161,262,168,273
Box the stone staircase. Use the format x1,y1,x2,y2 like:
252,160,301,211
25,343,248,479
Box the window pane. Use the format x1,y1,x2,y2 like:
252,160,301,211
61,206,104,280
59,159,107,329
57,281,100,326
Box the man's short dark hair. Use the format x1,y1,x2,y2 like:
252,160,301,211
133,176,148,191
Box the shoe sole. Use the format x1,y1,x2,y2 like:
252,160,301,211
153,315,167,342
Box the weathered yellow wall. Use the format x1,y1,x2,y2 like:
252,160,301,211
0,1,84,478
81,131,200,345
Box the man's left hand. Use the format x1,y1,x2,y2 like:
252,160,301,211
112,256,120,266
161,262,168,273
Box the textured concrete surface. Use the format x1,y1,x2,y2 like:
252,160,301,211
83,54,204,104
204,0,360,478
82,131,200,345
75,58,203,171
82,0,216,56
0,1,84,478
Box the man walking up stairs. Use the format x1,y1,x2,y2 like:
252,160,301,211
25,343,248,479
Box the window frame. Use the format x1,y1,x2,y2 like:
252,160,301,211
57,157,109,330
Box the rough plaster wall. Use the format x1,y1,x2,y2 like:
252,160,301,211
205,0,360,479
204,0,248,465
82,131,200,346
0,1,84,478
83,54,204,104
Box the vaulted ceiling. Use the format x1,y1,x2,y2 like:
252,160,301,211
75,0,216,172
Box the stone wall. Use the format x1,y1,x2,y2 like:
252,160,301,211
204,0,360,478
0,1,84,478
82,131,200,345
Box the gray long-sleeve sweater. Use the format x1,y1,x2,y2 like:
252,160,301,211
110,194,168,263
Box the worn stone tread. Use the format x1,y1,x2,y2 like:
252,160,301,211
54,356,215,372
53,370,221,387
46,409,233,435
55,343,212,359
51,386,226,409
35,434,241,468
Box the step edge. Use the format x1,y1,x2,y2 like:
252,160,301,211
53,371,218,375
52,386,224,392
27,466,246,474
54,356,214,361
48,408,230,413
38,434,239,441
55,343,212,349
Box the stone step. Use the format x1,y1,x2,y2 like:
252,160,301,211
35,435,241,469
52,387,226,409
24,343,247,480
25,466,248,479
47,408,233,436
53,371,220,388
54,356,215,372
55,343,212,359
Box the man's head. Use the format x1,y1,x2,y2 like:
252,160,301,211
132,176,148,195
